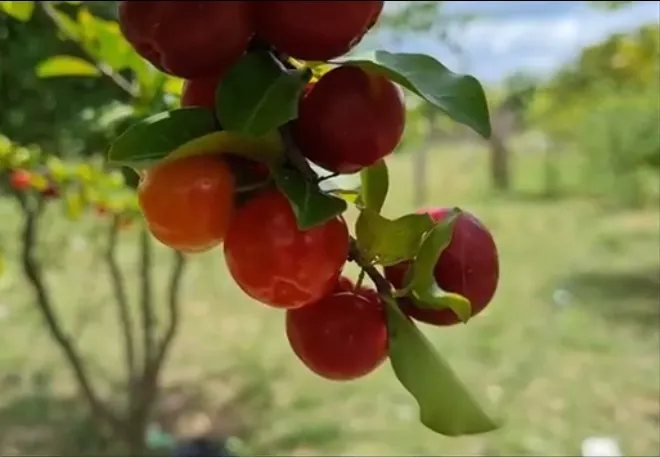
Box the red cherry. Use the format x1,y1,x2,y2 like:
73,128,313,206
384,208,499,326
181,77,220,111
286,291,388,380
9,169,32,190
294,65,405,174
118,1,254,79
253,1,383,61
224,188,349,309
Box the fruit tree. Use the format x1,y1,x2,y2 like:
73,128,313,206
5,0,503,444
111,0,501,438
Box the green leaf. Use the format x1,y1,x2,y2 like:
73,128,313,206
0,1,34,21
355,208,434,266
107,108,218,169
216,51,312,137
35,55,101,79
360,160,389,212
407,209,472,323
339,50,491,139
271,165,347,230
385,299,501,436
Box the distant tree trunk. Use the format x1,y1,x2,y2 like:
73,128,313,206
413,109,435,207
489,108,513,192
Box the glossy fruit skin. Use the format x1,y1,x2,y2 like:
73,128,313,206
9,169,32,190
138,154,235,253
253,1,383,61
334,275,381,304
286,291,388,381
118,1,254,79
181,77,220,111
384,208,499,326
294,65,405,174
224,188,349,309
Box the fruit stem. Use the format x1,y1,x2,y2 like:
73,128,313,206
355,268,366,289
278,123,395,298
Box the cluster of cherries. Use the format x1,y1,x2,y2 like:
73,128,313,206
119,1,499,381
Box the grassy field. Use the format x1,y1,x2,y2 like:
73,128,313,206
0,142,658,456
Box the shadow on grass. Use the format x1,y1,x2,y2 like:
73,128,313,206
0,364,346,456
567,267,660,333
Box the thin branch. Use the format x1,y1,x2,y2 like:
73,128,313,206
16,192,122,432
152,251,186,374
278,121,395,297
138,227,155,373
105,215,137,389
40,2,139,99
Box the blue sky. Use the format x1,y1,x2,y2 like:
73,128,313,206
376,1,660,82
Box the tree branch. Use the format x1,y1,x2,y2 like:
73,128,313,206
16,192,122,432
105,215,137,394
138,227,155,373
153,250,186,374
40,2,139,99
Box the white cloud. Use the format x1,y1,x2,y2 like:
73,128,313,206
381,0,660,81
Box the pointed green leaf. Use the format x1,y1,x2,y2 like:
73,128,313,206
216,51,312,137
271,165,347,230
407,209,471,322
108,108,218,168
360,160,389,212
0,1,34,21
385,299,501,436
339,50,491,139
35,56,101,78
355,208,434,266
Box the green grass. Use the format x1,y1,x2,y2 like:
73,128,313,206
0,143,658,456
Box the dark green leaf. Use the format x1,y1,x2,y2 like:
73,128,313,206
384,299,501,436
407,209,471,322
216,51,312,138
107,108,218,169
360,160,389,212
355,208,434,266
35,55,101,78
271,165,347,230
0,1,35,21
339,50,491,139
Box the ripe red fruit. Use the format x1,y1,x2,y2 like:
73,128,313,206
254,1,383,61
118,1,254,79
9,169,32,190
294,65,405,174
333,275,381,304
138,154,235,253
384,208,499,326
41,186,59,199
224,189,349,309
286,291,388,381
181,77,220,111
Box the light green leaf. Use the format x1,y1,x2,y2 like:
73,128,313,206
107,108,218,169
360,160,389,212
35,56,100,78
385,298,501,436
355,208,434,266
216,51,312,137
271,165,347,230
0,1,34,21
339,50,492,139
407,209,471,322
